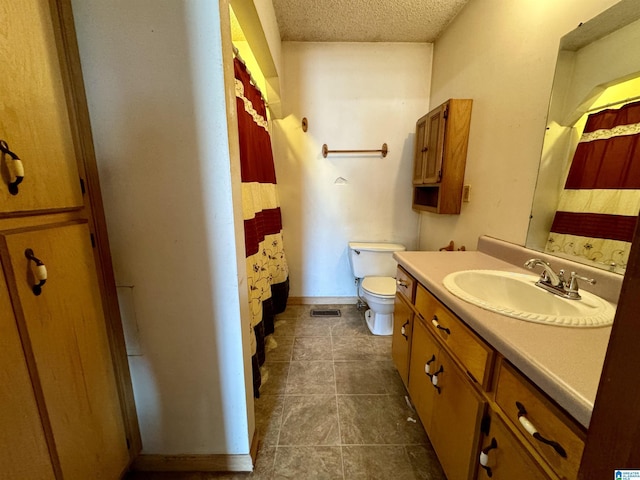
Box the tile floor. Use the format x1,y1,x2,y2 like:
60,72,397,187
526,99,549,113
126,304,446,480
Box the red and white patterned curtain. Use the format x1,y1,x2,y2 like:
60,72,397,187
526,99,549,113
234,57,289,396
546,100,640,269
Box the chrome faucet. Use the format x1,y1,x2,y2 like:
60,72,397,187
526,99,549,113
524,258,562,286
524,258,595,300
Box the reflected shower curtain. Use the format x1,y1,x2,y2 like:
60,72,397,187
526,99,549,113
234,57,289,397
546,100,640,269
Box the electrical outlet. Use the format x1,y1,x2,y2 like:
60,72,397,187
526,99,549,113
463,184,471,202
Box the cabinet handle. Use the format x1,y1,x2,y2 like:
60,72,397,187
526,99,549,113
479,437,498,477
25,249,47,296
516,401,567,458
431,315,451,335
396,279,408,288
401,320,410,339
0,140,25,195
430,365,444,394
424,354,436,375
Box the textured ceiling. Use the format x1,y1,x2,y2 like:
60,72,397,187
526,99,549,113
271,0,469,42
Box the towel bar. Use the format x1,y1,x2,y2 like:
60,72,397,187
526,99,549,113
322,143,388,158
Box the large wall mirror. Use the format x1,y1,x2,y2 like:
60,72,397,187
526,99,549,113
526,0,640,275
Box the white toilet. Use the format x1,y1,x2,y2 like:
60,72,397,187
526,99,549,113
348,242,406,335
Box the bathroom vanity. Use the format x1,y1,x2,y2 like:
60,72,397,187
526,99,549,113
391,237,619,480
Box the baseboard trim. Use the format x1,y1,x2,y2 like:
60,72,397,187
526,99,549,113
288,296,357,305
131,453,253,472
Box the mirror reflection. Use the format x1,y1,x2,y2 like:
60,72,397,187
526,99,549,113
526,0,640,275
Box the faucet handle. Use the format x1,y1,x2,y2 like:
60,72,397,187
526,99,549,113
566,272,596,299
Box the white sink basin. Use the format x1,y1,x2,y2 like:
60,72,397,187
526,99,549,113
442,270,615,327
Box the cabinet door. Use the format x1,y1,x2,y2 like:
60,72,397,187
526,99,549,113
0,267,55,479
423,105,446,184
1,222,129,479
0,0,84,214
408,318,440,433
429,347,485,480
392,294,412,388
412,115,428,184
477,412,550,480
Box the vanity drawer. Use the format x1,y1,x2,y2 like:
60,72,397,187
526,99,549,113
415,283,493,388
395,266,415,302
494,359,585,479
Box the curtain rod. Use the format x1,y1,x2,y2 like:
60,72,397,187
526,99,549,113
232,44,268,107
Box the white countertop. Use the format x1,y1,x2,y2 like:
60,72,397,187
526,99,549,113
394,249,614,428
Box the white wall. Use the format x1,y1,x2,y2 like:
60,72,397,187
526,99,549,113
72,0,254,455
419,0,620,252
272,42,432,299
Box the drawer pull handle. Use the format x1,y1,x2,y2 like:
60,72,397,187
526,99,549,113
401,320,409,339
479,437,497,477
0,140,25,195
431,365,443,393
424,354,436,375
516,401,567,458
25,248,48,296
431,316,451,335
396,279,408,288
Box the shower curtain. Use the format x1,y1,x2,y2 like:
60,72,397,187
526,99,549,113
546,100,640,269
234,56,289,397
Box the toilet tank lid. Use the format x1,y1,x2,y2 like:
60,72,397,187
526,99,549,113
348,242,406,252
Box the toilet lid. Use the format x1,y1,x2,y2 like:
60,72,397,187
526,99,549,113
362,276,397,296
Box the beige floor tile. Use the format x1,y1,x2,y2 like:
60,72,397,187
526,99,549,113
273,446,343,479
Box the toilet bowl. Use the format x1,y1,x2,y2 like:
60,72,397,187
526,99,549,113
348,242,406,335
361,276,397,335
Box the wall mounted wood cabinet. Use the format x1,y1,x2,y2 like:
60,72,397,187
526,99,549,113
0,0,139,477
393,267,586,480
412,99,472,214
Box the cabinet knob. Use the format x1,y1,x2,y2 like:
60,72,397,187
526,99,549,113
516,401,567,458
479,437,498,477
1,140,25,195
25,248,48,296
397,279,408,288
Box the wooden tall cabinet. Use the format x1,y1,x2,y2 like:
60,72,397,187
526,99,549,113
0,0,139,478
412,99,472,214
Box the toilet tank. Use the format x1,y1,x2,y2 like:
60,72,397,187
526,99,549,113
348,242,406,278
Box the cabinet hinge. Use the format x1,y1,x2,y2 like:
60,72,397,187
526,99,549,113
443,105,449,119
80,177,86,195
90,233,96,248
481,415,491,435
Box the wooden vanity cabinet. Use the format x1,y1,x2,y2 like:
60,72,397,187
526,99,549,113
409,317,486,480
392,267,587,480
392,266,416,387
478,411,551,480
412,99,472,214
494,359,586,479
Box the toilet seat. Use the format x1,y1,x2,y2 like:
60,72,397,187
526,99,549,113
361,276,396,298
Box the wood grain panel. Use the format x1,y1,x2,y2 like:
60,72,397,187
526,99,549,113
495,359,585,480
392,294,413,388
0,0,83,214
2,221,129,479
0,265,56,479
